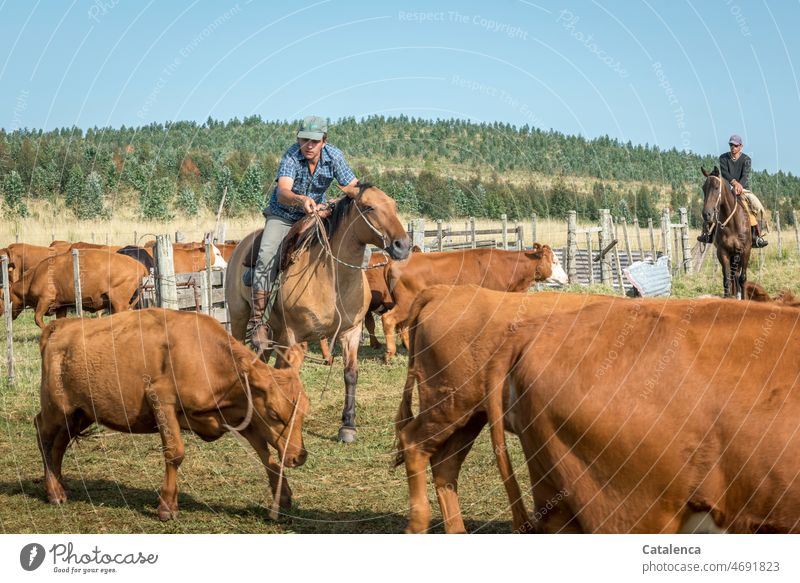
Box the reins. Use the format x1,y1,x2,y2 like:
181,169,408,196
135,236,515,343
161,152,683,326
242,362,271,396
705,176,740,243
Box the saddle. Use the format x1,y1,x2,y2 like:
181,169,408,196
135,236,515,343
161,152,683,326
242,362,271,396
242,204,335,273
737,193,759,228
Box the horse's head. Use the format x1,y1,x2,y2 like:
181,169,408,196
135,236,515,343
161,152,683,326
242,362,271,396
349,183,411,260
700,166,724,223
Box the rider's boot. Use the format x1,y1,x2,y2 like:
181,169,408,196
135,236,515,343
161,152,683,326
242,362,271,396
246,289,272,351
752,226,768,248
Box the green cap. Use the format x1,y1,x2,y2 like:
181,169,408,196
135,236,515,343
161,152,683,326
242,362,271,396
297,115,328,140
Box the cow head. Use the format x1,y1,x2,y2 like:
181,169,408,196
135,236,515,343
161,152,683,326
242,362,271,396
249,355,309,468
210,244,227,270
526,244,569,284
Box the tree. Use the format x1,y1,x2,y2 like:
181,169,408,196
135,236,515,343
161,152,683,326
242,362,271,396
140,177,175,220
2,170,28,217
65,164,84,212
176,186,199,217
239,163,265,211
75,171,107,219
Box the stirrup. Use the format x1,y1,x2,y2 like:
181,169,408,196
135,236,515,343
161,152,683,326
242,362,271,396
753,236,768,248
697,232,712,243
246,319,272,352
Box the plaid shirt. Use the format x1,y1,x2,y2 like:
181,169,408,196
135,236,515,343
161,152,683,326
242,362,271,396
265,143,356,221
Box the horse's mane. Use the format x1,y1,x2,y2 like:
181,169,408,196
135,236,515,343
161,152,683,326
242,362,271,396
279,182,374,270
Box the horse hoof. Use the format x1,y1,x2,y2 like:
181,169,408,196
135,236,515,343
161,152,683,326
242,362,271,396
338,427,357,443
158,507,178,521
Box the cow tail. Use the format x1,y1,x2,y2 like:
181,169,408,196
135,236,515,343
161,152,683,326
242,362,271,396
39,321,57,356
394,289,435,467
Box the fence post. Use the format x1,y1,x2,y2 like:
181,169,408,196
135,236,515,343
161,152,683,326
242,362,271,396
610,216,625,294
633,216,644,260
794,211,800,256
469,217,476,249
72,249,83,318
436,219,444,252
516,224,524,250
204,236,214,315
599,209,612,286
679,207,693,274
648,218,656,259
154,235,178,309
566,211,577,284
134,230,138,245
621,217,632,264
775,210,782,257
531,213,537,246
501,213,508,250
2,254,14,384
661,209,671,266
584,232,594,284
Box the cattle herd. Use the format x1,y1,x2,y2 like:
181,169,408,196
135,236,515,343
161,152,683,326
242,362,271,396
2,232,799,534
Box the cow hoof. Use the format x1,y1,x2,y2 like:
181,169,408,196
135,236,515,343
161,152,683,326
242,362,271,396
158,507,178,521
383,353,394,364
48,494,67,505
337,427,357,443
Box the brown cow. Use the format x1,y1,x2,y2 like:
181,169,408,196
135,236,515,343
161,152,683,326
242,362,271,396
396,286,800,533
2,243,62,283
744,281,800,307
35,308,308,520
143,240,227,273
1,250,147,328
381,244,568,361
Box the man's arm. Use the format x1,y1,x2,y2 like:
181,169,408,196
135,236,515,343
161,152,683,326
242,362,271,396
739,155,751,190
276,176,317,214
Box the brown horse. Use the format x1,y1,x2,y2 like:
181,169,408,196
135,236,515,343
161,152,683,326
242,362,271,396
701,166,752,299
225,183,411,442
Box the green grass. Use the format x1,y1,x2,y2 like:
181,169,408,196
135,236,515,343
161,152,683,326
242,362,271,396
0,312,530,534
2,248,798,534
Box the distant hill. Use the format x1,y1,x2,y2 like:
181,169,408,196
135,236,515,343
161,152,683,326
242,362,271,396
1,115,797,227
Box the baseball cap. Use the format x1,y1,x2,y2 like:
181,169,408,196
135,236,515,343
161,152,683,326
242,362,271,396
728,134,743,146
297,116,328,140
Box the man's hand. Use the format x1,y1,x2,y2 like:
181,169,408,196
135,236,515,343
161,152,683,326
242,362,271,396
301,195,317,214
731,180,744,195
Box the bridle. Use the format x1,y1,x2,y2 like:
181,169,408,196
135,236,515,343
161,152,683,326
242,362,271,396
705,175,739,239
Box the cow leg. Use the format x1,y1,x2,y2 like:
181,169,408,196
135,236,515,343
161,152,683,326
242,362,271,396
338,326,361,443
381,308,399,362
35,410,91,504
487,382,533,533
152,404,185,521
430,412,487,534
240,427,293,511
364,311,382,349
319,338,333,365
399,324,410,351
34,300,50,329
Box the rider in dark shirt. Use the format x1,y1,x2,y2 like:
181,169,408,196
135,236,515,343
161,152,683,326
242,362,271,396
697,134,768,247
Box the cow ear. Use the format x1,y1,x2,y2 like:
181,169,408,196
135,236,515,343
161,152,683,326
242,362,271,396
284,344,306,369
527,243,543,259
411,245,422,253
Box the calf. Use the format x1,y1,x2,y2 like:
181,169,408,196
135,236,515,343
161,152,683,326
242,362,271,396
36,308,309,520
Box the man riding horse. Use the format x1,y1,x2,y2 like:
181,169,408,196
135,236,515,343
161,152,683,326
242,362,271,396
697,134,768,248
248,116,363,350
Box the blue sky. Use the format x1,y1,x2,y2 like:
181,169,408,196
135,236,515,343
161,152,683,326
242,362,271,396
2,0,799,174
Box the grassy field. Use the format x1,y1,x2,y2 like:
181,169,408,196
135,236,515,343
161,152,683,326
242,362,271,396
2,223,799,534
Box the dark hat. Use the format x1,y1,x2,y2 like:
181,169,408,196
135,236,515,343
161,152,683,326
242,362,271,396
297,116,327,140
728,134,743,146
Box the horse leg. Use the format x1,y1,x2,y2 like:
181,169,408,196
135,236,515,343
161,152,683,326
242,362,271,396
338,326,362,443
719,254,732,297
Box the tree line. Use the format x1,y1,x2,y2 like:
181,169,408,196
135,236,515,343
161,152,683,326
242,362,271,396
1,115,797,227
